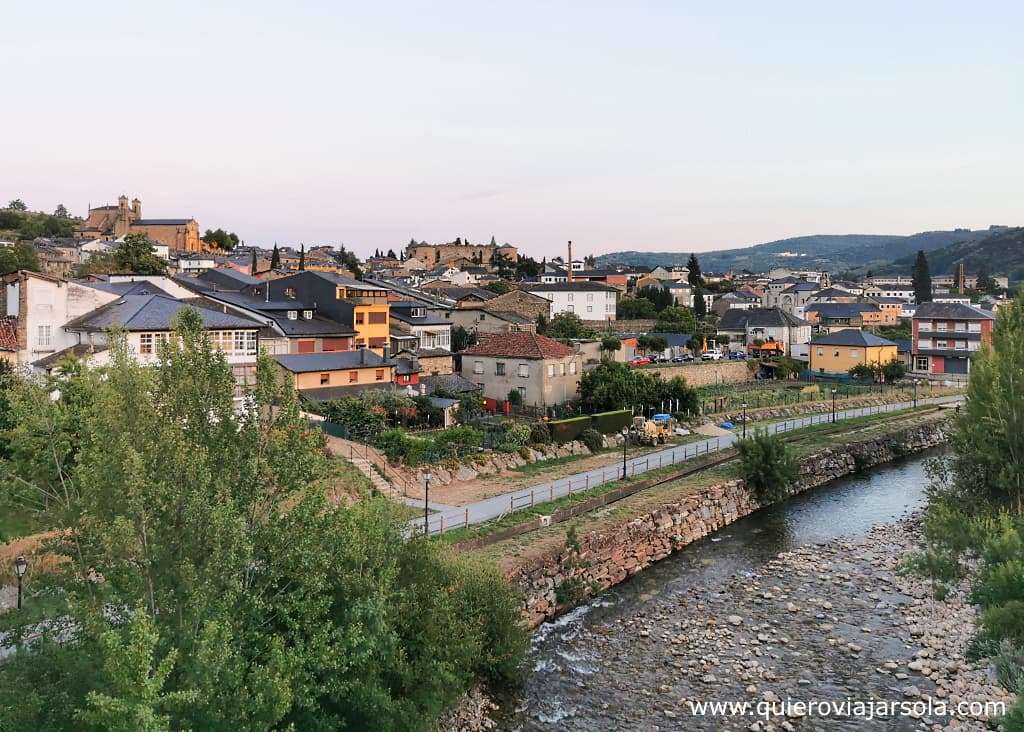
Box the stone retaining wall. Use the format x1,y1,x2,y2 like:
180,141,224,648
507,420,949,628
644,360,753,387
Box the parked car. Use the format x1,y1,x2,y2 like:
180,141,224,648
671,355,685,363
728,351,747,360
628,357,652,366
702,350,724,361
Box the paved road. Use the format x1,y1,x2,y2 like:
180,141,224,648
407,395,962,535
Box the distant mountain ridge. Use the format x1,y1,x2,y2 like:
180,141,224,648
889,226,1024,282
595,227,1003,275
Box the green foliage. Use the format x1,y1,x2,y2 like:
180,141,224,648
376,425,483,465
483,280,512,295
497,423,531,452
331,245,362,278
80,233,168,275
980,602,1024,647
320,391,412,440
506,387,523,405
270,243,281,269
529,421,552,444
7,198,27,211
0,241,41,274
692,287,707,318
600,336,621,354
590,409,632,434
636,285,673,312
452,324,476,352
994,640,1024,693
737,431,799,505
579,359,697,415
0,208,23,229
912,249,932,304
848,363,875,380
545,312,596,340
654,305,696,333
579,428,604,453
637,334,668,354
200,228,240,251
616,295,657,319
548,415,591,444
0,312,526,728
686,253,703,289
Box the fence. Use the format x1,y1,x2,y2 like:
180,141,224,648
413,397,938,537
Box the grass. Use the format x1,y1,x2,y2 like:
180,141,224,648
448,406,949,556
509,451,598,477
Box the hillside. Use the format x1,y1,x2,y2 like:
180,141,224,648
596,228,998,274
890,227,1024,283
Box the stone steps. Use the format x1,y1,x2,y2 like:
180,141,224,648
349,457,400,497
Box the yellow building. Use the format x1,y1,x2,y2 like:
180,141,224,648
336,281,390,352
271,349,395,396
809,329,898,375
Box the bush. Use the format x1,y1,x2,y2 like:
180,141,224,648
529,421,552,445
590,409,632,434
980,601,1024,646
994,640,1024,693
497,423,531,452
549,415,591,443
579,428,604,453
506,388,523,406
737,431,799,505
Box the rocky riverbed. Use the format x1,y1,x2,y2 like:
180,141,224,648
506,517,1015,731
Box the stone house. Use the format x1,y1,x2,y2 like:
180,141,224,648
460,332,582,407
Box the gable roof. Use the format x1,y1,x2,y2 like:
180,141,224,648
810,329,897,347
421,373,482,394
462,332,575,359
523,281,619,293
780,282,818,294
914,302,995,320
64,295,261,332
718,307,808,331
272,349,392,373
804,302,880,318
197,268,262,289
79,280,171,298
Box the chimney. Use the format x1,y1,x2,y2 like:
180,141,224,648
567,240,573,283
383,342,391,359
358,344,367,365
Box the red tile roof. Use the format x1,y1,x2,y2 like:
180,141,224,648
0,316,18,352
462,332,575,360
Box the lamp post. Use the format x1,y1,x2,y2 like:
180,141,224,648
831,389,837,423
423,472,432,537
13,555,27,610
621,427,629,479
741,402,748,439
913,379,918,408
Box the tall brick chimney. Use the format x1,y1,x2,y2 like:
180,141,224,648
567,240,573,283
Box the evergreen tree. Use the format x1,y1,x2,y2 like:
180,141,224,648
490,236,497,246
386,248,396,259
270,243,281,269
249,249,258,276
976,263,995,293
298,244,305,271
686,253,703,289
7,199,27,211
693,289,707,318
54,203,69,218
912,250,932,304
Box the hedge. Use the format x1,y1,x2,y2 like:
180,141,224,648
590,409,632,435
549,415,591,444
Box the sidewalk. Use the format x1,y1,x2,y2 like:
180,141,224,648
408,395,962,536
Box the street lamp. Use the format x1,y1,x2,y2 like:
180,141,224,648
831,389,838,423
741,402,748,439
621,427,629,479
423,472,433,537
13,555,27,610
913,379,919,408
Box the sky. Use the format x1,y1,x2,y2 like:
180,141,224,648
2,1,1022,258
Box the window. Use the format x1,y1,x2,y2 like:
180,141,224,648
569,360,577,375
411,307,424,317
936,322,947,332
919,339,931,349
517,386,526,400
968,340,980,351
559,363,566,376
375,369,385,381
547,364,555,377
303,310,313,320
567,293,573,302
140,333,153,354
586,305,593,313
495,362,506,376
355,312,365,325
955,341,967,351
918,321,932,331
287,311,298,320
849,349,859,357
37,325,51,347
606,303,614,313
284,287,297,299
518,363,529,378
368,311,387,324
473,360,484,374
587,293,593,302
936,340,948,349
955,322,966,332
348,371,358,383
816,348,823,356
915,356,929,370
833,350,839,357
319,373,330,385
968,322,981,333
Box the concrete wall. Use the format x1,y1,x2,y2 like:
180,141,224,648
507,420,948,627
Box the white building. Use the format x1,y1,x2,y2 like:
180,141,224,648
523,281,619,321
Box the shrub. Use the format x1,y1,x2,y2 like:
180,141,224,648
497,423,531,452
994,640,1024,693
590,409,632,434
549,415,591,443
506,388,523,406
529,421,552,445
737,431,799,505
980,601,1024,646
579,428,604,453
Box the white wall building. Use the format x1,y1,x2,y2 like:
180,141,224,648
523,281,619,321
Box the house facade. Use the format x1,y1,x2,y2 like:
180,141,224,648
716,308,811,355
911,302,994,376
809,329,898,375
523,281,618,321
460,332,582,407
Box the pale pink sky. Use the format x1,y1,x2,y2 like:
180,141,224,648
3,2,1021,258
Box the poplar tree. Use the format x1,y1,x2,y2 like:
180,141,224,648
912,250,932,304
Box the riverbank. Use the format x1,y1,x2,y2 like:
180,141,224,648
501,415,950,628
509,515,1013,730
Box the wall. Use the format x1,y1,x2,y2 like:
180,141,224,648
642,360,753,387
461,353,581,406
809,343,897,374
292,364,394,389
507,420,948,628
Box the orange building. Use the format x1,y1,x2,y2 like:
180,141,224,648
76,195,205,253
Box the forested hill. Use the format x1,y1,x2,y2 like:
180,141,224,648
595,228,999,274
890,227,1024,282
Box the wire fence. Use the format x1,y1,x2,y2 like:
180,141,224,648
414,397,934,537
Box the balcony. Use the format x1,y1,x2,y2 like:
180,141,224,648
915,347,978,358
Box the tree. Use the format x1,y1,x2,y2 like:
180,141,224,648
0,310,527,729
270,243,281,269
331,246,362,279
506,388,523,406
298,243,305,271
737,432,798,505
654,305,696,334
912,250,933,304
249,249,258,276
451,325,476,352
637,334,668,355
976,263,996,294
880,358,907,382
483,281,512,295
114,233,167,275
0,209,22,229
692,288,707,318
686,253,703,289
386,248,396,259
545,312,596,340
54,203,69,219
579,359,696,414
0,241,41,275
200,228,240,251
636,285,673,312
617,296,657,320
7,198,27,211
600,336,621,356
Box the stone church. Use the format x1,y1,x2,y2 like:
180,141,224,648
76,195,204,252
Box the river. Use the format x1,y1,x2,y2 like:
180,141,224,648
503,451,947,730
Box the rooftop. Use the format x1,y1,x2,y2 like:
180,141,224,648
462,332,575,359
914,302,995,320
718,307,808,330
272,349,392,373
523,281,619,293
64,295,261,333
810,329,897,348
